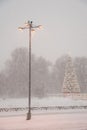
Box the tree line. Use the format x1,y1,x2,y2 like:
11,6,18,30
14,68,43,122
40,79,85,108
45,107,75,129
0,47,87,98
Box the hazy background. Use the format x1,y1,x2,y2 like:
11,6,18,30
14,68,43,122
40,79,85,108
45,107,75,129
0,0,87,70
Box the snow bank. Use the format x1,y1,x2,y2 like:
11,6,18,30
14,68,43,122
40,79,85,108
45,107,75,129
0,96,87,108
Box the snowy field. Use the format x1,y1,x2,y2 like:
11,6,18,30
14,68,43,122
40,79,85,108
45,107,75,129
0,96,87,108
0,96,87,116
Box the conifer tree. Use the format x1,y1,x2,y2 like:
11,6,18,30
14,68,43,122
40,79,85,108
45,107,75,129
62,55,80,93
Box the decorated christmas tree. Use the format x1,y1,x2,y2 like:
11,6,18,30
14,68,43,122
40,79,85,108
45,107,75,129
62,54,80,93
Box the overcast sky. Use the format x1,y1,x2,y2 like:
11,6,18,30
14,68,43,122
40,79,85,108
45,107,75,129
0,0,87,69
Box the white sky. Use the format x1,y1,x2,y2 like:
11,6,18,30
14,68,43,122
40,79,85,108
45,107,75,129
0,0,87,69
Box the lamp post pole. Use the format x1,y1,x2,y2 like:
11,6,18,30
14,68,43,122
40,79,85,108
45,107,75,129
18,20,42,120
27,21,32,120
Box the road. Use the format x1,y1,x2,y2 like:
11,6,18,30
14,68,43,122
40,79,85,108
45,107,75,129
0,112,87,130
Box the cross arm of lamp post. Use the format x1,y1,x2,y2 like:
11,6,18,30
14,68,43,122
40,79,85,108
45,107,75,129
18,21,42,31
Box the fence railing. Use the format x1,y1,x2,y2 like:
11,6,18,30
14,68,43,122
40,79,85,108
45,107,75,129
0,106,87,112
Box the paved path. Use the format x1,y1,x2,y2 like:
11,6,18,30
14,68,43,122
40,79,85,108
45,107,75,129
0,112,87,130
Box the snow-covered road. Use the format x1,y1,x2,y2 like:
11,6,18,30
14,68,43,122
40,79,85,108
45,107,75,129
0,112,87,130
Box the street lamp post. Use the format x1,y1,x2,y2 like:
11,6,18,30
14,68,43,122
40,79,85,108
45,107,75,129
18,20,42,120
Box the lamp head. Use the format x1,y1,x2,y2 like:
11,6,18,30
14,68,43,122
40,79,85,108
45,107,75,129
38,25,43,29
18,27,23,31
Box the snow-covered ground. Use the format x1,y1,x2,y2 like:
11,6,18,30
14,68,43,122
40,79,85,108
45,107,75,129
0,96,87,116
0,96,87,108
0,113,87,130
0,96,87,130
